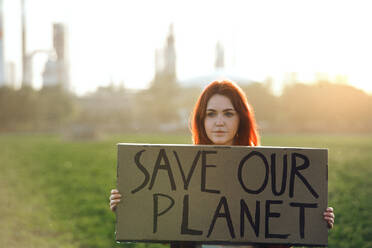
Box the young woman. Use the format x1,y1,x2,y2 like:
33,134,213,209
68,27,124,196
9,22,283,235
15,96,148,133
110,80,335,247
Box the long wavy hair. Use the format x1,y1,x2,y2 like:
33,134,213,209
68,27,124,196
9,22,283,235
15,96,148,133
191,80,260,146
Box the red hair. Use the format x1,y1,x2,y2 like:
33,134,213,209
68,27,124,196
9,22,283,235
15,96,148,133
191,80,260,146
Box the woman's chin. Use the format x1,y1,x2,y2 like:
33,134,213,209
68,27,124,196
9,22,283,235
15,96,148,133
210,138,233,146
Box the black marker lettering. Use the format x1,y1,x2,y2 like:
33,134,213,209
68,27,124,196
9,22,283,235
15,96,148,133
131,150,149,194
240,199,260,237
149,149,176,191
181,194,203,235
290,153,319,199
238,151,269,194
271,154,288,196
290,202,318,239
173,150,201,190
153,193,175,233
201,151,220,194
207,196,235,238
265,200,289,239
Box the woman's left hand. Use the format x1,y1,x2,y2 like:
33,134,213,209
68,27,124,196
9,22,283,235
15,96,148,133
323,207,335,229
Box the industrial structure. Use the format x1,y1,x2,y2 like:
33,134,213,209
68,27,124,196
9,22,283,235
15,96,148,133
151,24,177,90
0,0,5,86
178,41,254,88
42,23,70,90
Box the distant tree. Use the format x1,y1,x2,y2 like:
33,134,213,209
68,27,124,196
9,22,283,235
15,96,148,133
280,81,372,132
241,82,279,131
38,85,76,129
0,86,17,130
146,76,181,126
0,86,40,130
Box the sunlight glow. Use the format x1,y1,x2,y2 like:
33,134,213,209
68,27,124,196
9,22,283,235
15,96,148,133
3,0,372,95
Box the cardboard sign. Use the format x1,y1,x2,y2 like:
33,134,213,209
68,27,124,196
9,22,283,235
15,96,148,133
116,144,328,246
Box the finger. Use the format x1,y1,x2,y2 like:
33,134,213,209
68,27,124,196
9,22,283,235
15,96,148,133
324,216,334,224
326,207,334,212
111,189,119,194
323,212,335,218
323,213,335,220
324,217,334,229
327,222,333,229
110,194,122,201
110,199,121,206
323,216,334,223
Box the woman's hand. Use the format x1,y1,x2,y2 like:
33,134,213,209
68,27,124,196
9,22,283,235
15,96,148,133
110,189,122,212
323,207,335,229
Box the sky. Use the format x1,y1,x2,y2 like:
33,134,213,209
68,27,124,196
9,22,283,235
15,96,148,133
3,0,372,95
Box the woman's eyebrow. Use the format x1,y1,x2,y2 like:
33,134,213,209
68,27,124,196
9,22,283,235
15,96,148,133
206,108,235,112
223,108,235,112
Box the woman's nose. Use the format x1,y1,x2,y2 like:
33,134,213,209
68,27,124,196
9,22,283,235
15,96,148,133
215,115,224,126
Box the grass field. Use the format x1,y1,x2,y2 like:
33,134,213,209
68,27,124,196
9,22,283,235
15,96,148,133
0,133,371,248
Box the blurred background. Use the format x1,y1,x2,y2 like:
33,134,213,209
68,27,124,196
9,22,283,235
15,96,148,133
1,0,372,135
0,0,371,248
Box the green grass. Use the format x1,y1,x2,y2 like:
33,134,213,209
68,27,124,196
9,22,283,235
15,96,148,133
0,133,371,248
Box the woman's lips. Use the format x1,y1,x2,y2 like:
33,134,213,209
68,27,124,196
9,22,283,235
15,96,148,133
213,131,226,134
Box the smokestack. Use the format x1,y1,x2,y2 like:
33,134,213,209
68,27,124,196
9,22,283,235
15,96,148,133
21,0,30,87
0,0,5,86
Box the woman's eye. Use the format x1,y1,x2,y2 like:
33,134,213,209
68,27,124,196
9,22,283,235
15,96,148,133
206,112,216,117
225,112,234,117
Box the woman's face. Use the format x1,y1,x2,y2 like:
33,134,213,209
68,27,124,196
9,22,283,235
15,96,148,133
204,94,240,145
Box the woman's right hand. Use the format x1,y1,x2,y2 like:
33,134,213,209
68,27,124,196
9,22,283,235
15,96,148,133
110,189,122,212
